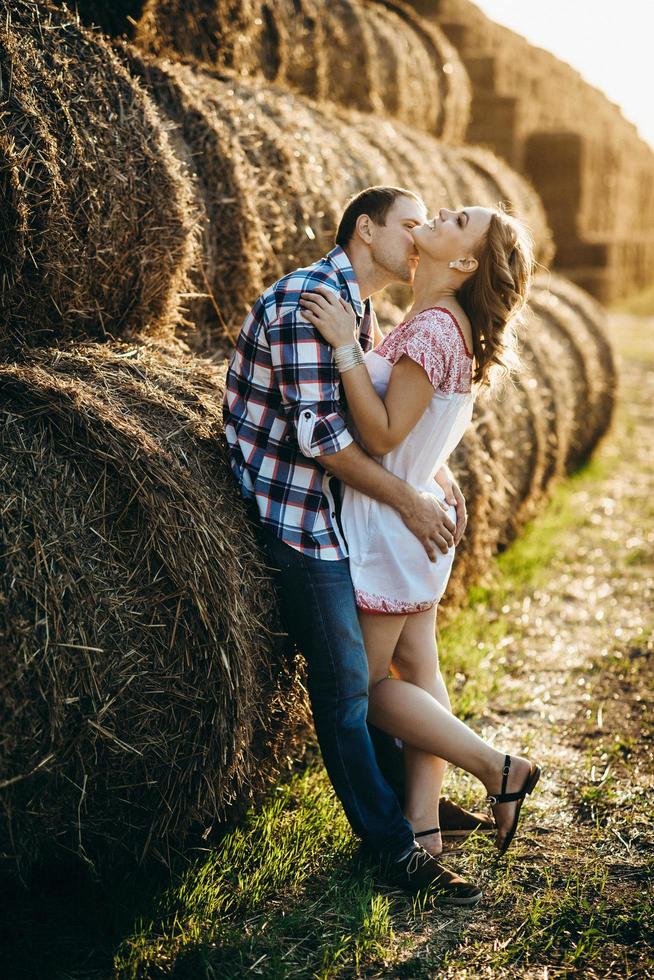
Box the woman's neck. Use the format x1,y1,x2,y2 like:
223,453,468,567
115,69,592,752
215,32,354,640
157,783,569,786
408,265,458,318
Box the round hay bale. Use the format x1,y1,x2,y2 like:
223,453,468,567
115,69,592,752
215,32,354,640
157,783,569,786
519,325,572,490
132,0,470,139
443,424,494,610
539,272,617,450
475,371,549,548
0,339,310,875
529,275,614,469
0,0,198,352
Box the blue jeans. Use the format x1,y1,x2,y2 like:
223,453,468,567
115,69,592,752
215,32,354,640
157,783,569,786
259,525,414,858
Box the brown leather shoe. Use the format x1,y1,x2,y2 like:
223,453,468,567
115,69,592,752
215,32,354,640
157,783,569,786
439,798,495,838
386,843,482,906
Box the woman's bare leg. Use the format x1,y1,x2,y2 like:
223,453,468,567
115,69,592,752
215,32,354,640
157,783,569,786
389,606,450,856
363,622,534,849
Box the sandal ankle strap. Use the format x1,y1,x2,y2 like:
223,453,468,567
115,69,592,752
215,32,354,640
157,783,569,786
414,827,441,838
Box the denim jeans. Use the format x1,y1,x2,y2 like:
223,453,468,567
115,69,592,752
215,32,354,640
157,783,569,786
259,525,414,858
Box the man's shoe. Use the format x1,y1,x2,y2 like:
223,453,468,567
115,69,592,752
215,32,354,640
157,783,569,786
386,843,482,906
439,798,495,838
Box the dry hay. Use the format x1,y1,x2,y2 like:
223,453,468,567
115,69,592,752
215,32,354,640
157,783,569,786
442,424,498,610
0,339,310,876
116,53,551,352
132,0,470,140
410,0,654,301
529,273,615,469
0,0,198,353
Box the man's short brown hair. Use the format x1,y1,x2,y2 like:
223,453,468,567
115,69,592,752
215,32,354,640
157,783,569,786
335,186,425,248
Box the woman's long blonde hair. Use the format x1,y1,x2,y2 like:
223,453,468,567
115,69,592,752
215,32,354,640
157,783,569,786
457,209,534,386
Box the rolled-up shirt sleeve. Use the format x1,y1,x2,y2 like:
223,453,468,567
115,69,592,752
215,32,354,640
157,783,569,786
267,306,354,459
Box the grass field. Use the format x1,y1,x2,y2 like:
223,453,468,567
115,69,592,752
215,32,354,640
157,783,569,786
2,313,652,979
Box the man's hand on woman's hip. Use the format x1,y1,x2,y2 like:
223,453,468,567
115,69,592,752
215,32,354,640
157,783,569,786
434,465,467,547
398,489,456,562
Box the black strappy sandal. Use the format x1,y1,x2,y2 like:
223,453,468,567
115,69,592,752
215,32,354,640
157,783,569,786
415,827,440,839
487,755,541,857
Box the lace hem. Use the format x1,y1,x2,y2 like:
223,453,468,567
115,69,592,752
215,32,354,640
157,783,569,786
355,589,436,615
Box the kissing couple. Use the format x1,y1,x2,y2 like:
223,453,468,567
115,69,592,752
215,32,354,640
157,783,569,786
223,186,540,906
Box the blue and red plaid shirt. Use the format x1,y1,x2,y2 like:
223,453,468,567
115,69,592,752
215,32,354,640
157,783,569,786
223,246,376,560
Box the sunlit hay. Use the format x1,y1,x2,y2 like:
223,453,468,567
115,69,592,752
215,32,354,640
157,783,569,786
0,340,310,875
454,145,555,266
475,372,549,548
541,273,617,453
0,1,198,353
442,425,494,610
519,326,573,491
133,0,470,140
415,0,654,301
135,0,263,74
529,281,611,471
373,295,408,335
116,50,273,354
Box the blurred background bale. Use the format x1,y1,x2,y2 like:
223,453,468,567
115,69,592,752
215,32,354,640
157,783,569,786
130,0,470,141
0,340,310,876
0,0,198,352
407,0,654,303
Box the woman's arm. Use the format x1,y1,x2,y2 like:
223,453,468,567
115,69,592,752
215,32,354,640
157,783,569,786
300,287,434,456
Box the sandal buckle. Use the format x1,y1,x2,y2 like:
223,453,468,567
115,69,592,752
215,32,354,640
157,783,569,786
486,795,498,805
502,764,511,776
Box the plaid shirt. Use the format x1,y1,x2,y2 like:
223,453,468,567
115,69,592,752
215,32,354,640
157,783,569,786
223,246,375,560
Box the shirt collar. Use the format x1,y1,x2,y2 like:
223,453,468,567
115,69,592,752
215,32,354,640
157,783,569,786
326,246,364,318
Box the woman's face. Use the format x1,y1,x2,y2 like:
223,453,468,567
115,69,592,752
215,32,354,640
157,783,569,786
411,206,493,263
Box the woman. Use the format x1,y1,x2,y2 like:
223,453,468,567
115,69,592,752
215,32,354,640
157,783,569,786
300,205,540,859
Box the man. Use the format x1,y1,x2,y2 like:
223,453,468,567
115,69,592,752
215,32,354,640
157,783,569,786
224,186,487,904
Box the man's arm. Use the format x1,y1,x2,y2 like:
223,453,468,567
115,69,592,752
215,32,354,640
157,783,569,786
319,442,455,560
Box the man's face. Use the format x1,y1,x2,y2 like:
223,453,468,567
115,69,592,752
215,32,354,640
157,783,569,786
369,196,428,284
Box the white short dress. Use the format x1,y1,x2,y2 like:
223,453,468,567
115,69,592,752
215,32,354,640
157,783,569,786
341,306,474,614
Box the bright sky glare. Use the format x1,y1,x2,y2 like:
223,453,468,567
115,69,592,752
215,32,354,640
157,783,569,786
473,0,654,149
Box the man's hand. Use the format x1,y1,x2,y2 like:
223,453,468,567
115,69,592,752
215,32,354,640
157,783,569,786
399,489,456,562
434,465,467,546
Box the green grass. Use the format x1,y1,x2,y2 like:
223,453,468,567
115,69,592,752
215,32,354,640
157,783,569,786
112,767,403,979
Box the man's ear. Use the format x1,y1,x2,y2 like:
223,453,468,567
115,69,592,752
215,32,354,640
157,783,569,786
354,213,374,244
450,256,478,274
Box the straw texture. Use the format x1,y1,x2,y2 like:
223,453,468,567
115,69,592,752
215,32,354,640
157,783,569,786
0,0,198,352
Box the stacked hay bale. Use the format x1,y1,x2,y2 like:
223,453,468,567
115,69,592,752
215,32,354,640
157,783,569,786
0,2,310,876
116,51,551,351
132,0,470,141
0,339,311,877
408,0,654,302
0,0,198,351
